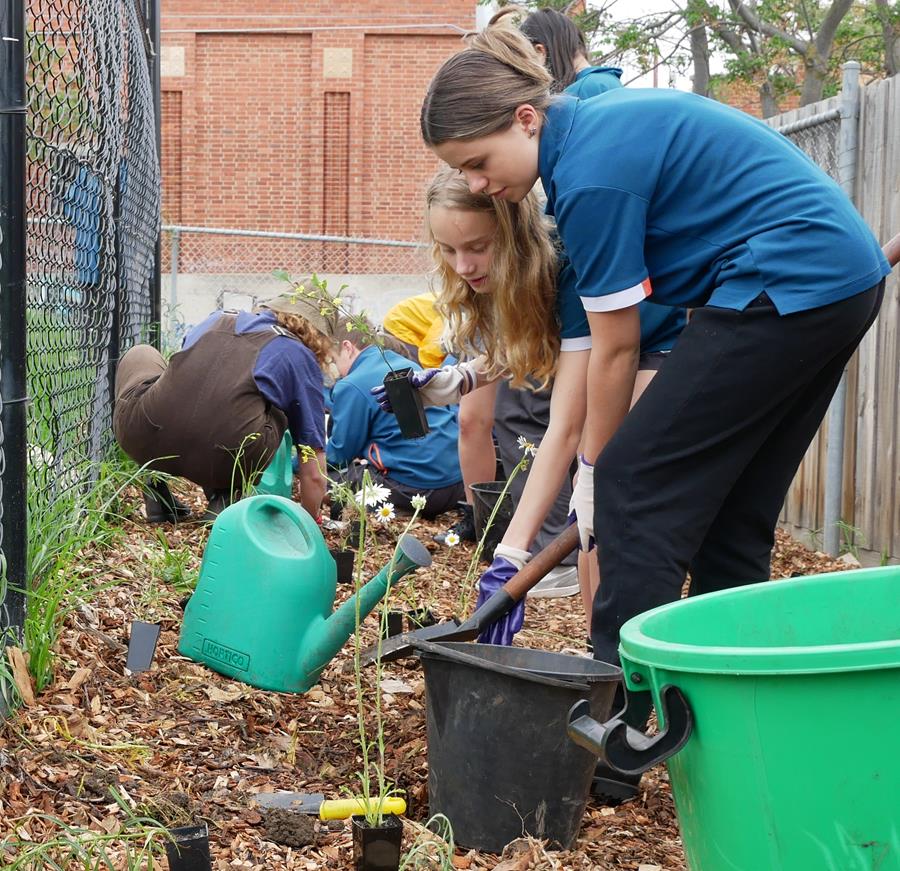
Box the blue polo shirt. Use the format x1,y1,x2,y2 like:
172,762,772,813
540,91,889,316
557,250,685,354
564,66,623,100
183,310,326,450
327,346,463,489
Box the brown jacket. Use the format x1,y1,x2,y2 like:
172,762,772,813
113,314,288,491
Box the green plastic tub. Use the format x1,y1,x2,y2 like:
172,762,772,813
617,566,900,871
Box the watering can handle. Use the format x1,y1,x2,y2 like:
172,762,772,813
567,685,693,775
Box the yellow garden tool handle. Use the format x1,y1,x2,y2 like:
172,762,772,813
318,797,407,820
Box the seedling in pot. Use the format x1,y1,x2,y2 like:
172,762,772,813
352,812,403,871
382,368,430,440
330,547,356,584
164,823,212,871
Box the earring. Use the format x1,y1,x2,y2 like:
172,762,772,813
529,127,536,138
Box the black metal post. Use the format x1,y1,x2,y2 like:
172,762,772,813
0,0,29,643
147,0,162,349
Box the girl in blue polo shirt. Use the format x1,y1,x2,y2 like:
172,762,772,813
419,29,889,675
491,6,624,99
376,166,684,641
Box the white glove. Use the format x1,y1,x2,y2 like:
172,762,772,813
416,361,479,407
568,456,595,551
493,543,532,571
371,361,479,411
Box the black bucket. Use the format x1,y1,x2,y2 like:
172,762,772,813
415,641,621,853
470,481,514,558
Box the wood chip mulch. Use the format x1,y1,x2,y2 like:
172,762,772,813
0,481,849,869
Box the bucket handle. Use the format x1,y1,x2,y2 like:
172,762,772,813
412,637,594,692
567,685,693,775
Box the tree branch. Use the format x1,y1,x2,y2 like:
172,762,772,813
728,0,808,54
814,0,854,55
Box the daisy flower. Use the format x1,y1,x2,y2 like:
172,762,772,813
354,482,392,507
410,494,427,511
375,503,395,524
516,435,537,457
445,532,460,547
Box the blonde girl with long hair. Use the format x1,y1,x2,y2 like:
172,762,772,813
375,166,684,640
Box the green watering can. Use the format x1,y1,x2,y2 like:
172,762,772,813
254,431,293,499
178,495,432,693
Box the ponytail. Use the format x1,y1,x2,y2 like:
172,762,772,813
421,28,552,146
520,9,589,92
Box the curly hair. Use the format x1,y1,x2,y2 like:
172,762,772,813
425,166,560,390
273,311,334,368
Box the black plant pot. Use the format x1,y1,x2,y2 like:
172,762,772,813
380,611,405,640
405,608,435,630
380,608,435,638
164,823,212,871
382,368,430,440
351,814,403,871
329,548,356,584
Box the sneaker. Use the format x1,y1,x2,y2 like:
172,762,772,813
527,564,579,598
433,502,476,545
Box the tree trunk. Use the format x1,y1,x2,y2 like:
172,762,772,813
875,0,900,77
799,52,828,106
690,23,711,95
760,78,780,118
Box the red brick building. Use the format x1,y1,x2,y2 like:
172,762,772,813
160,3,475,266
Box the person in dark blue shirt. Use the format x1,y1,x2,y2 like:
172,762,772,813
491,6,623,99
421,26,889,780
328,317,464,519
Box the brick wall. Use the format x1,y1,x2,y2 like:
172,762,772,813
160,2,474,271
713,78,802,118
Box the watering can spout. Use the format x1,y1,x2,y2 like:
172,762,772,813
299,533,432,687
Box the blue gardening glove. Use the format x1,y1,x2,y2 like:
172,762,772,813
475,543,531,645
371,361,479,412
568,455,595,551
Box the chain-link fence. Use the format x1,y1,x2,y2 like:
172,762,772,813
161,225,432,346
777,112,841,181
0,0,160,652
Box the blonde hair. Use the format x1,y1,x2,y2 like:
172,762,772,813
273,311,333,368
421,28,552,146
426,167,559,389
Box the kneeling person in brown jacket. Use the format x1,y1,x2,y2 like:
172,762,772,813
113,294,333,522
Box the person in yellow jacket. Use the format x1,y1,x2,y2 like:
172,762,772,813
382,293,447,369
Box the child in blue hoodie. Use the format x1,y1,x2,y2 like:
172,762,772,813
327,318,464,519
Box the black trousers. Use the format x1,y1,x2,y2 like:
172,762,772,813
591,282,884,666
